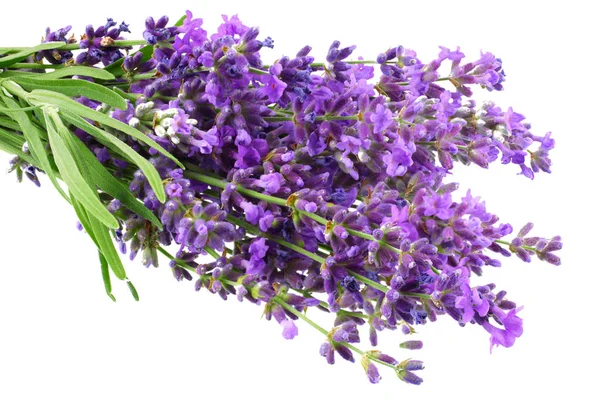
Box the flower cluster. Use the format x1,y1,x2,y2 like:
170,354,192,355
0,11,561,385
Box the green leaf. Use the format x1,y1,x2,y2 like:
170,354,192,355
0,129,37,165
61,111,167,204
112,86,141,103
104,45,154,79
0,117,21,131
70,195,121,298
69,192,100,248
28,66,116,81
71,190,126,281
175,13,188,26
44,109,118,229
11,76,127,110
0,126,25,148
29,89,183,171
0,105,41,112
1,96,68,200
127,280,139,301
0,42,65,68
99,252,116,302
0,70,38,78
87,212,126,280
64,129,162,228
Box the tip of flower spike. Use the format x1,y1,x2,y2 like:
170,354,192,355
396,369,423,385
399,340,423,350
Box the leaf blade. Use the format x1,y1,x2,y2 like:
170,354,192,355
0,42,65,68
127,281,139,301
61,110,167,203
29,89,183,171
64,128,162,228
1,95,68,201
12,76,127,110
44,109,118,229
99,252,117,302
87,212,127,280
29,66,116,81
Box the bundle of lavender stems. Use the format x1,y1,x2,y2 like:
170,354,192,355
0,11,561,385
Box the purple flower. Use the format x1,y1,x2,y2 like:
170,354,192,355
235,145,261,168
281,319,298,340
383,142,414,177
455,284,490,324
258,63,288,103
370,104,394,134
482,307,524,352
249,237,268,259
165,182,183,198
256,173,285,194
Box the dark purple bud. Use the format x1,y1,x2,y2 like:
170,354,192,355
515,248,532,263
320,342,335,365
518,222,534,237
535,239,548,251
397,370,423,385
365,362,381,384
399,340,423,350
333,343,354,363
498,300,517,310
374,352,398,365
156,15,169,29
511,237,524,247
403,359,425,371
540,252,561,266
544,240,562,252
386,290,400,302
296,45,312,57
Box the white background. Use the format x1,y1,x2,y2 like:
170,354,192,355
0,1,597,398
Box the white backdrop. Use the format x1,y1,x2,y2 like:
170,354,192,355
0,1,597,399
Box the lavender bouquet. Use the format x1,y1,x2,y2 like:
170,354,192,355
0,11,561,385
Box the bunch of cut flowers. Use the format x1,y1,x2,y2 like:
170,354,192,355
0,11,561,385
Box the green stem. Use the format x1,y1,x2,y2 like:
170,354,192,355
59,39,148,51
228,215,324,263
248,66,269,75
183,166,288,207
0,47,25,54
274,297,397,371
347,271,387,292
1,80,32,99
495,239,537,252
8,63,66,70
264,115,359,123
289,288,369,319
156,246,196,273
183,164,413,271
203,246,221,259
273,296,329,335
345,227,403,256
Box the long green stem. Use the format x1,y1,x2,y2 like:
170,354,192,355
264,115,359,123
60,39,148,51
8,63,67,70
156,246,195,273
495,239,537,252
273,297,329,335
183,166,289,207
273,297,398,371
228,215,324,263
183,164,408,257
